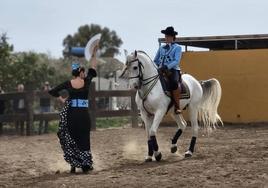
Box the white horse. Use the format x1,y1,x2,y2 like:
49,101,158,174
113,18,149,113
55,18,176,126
120,50,223,161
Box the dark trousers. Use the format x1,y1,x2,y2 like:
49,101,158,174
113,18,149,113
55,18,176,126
39,106,50,134
167,69,181,90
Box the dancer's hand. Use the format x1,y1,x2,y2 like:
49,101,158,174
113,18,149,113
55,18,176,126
90,44,99,69
158,65,168,74
91,44,99,58
58,96,67,103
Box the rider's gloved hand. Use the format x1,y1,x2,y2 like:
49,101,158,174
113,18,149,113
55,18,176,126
158,65,168,73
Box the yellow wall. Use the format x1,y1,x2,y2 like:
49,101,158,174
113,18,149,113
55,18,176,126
177,49,268,123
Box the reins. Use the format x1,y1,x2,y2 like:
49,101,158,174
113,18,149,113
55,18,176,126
126,53,160,116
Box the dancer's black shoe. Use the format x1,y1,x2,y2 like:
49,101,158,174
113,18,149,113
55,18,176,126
82,165,93,173
70,166,76,174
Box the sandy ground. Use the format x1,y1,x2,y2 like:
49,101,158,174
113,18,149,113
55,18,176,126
0,124,267,188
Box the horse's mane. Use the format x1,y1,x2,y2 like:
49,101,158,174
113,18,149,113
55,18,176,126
126,50,156,69
135,50,158,69
136,50,153,63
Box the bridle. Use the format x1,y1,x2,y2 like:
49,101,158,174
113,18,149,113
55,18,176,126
127,58,144,84
121,52,160,116
124,58,159,116
126,58,159,90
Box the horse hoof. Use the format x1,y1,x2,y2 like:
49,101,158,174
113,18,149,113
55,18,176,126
171,145,177,153
184,150,193,158
145,157,153,162
155,152,162,162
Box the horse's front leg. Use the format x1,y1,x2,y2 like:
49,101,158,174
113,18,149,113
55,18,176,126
147,109,166,162
141,111,154,162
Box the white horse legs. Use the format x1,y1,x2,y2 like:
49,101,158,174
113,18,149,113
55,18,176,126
170,113,187,153
169,107,199,158
186,106,199,158
141,112,154,161
149,110,166,136
142,106,199,160
142,110,166,162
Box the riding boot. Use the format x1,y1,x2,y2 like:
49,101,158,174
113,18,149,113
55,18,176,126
172,87,181,114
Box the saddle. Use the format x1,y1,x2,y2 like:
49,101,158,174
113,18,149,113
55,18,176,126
159,73,190,99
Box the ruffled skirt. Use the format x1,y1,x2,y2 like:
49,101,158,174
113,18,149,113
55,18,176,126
57,101,93,168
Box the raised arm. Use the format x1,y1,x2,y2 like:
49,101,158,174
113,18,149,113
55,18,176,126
85,45,98,85
89,45,98,70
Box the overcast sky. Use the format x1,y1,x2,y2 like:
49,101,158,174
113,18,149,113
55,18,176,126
1,0,268,61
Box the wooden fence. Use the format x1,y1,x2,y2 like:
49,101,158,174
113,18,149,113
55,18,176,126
0,83,138,135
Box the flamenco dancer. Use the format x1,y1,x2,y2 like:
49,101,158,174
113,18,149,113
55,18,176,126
49,45,98,173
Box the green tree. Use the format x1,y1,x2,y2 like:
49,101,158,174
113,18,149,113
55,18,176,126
0,33,13,89
0,33,13,58
63,24,123,57
0,33,70,92
10,52,72,91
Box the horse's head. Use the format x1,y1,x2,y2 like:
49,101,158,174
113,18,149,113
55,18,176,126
119,51,144,89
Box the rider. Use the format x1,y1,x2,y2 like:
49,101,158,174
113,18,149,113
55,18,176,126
154,26,182,114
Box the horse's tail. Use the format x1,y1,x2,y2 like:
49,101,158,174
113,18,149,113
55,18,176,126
197,78,223,133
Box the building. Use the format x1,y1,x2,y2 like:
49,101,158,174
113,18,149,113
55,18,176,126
159,34,268,123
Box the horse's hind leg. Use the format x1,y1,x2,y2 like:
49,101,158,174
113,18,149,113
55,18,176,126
170,113,187,153
185,105,199,158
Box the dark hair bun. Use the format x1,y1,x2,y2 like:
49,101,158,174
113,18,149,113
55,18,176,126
72,67,85,77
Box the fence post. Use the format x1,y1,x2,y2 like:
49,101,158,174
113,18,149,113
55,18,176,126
0,123,2,135
89,82,96,130
130,91,139,127
25,91,34,136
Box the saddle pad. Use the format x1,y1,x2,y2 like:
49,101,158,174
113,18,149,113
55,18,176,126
180,81,190,99
160,76,190,99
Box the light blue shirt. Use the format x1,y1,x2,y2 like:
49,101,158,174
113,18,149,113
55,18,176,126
154,43,182,70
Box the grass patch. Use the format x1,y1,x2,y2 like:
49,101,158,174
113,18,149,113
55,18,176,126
46,117,130,133
96,117,130,128
0,117,131,135
47,121,59,133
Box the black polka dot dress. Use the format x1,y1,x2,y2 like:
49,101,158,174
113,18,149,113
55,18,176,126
49,68,97,168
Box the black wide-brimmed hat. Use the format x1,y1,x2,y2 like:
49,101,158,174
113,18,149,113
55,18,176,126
161,26,178,36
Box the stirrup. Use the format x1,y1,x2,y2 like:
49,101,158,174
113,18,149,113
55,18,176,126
174,108,182,114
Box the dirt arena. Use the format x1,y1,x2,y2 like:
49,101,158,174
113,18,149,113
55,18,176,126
0,123,267,188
